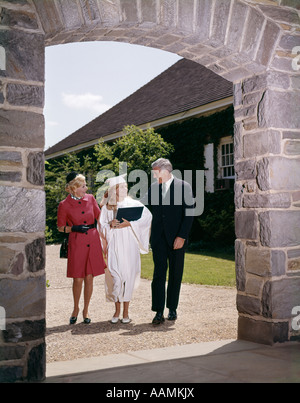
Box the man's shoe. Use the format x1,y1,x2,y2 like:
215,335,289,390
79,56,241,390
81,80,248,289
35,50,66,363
152,312,165,325
168,310,177,321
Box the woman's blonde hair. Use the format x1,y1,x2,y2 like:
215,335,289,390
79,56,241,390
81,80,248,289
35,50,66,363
65,174,86,194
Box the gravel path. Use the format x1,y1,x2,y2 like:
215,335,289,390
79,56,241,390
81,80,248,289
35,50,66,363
46,244,238,363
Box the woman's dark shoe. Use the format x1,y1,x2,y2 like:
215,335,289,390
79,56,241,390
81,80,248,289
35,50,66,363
69,316,77,325
152,312,165,325
83,318,91,324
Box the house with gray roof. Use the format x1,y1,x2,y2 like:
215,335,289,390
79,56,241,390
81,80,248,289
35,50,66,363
45,59,234,192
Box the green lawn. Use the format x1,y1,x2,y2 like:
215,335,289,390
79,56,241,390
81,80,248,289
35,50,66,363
141,251,236,287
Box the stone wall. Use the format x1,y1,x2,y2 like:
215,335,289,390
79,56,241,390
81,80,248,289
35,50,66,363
0,1,46,382
234,69,300,344
0,0,299,382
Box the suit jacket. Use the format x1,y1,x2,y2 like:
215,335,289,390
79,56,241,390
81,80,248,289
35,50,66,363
142,177,194,248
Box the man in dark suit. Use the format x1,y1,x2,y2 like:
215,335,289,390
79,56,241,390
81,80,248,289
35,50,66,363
142,158,194,325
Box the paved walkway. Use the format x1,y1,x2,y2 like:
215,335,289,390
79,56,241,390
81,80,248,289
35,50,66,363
45,339,300,383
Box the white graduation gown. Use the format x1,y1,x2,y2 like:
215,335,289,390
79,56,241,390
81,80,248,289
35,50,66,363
100,197,152,302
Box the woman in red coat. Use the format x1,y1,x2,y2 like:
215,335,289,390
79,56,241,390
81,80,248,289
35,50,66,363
57,172,106,324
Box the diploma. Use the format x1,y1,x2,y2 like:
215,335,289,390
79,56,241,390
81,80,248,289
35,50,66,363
116,207,144,222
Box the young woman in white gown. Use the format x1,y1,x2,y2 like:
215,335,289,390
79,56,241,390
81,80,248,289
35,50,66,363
100,175,152,323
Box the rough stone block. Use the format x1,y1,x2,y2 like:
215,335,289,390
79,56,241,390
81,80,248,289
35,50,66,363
0,276,45,319
256,20,281,66
0,30,44,82
79,0,100,24
211,0,231,44
234,83,243,108
243,192,291,209
257,157,300,191
0,6,38,30
234,182,243,209
292,191,300,202
244,130,281,158
282,131,300,140
0,109,44,149
155,33,180,47
288,258,300,271
222,67,251,83
235,239,246,291
0,246,24,275
32,0,64,34
0,151,22,165
287,249,300,259
25,238,45,273
3,319,45,344
234,104,257,120
6,83,44,108
195,0,213,40
259,211,300,248
236,294,261,316
226,0,248,52
245,247,271,277
177,0,194,33
0,345,26,361
55,0,82,29
27,342,46,382
238,316,289,345
284,140,300,155
291,75,300,90
0,246,16,274
280,0,300,9
0,171,22,182
245,276,263,297
97,0,121,26
235,210,258,240
258,89,300,130
140,0,157,23
256,158,270,191
120,0,138,22
243,91,263,107
233,121,243,160
266,71,290,90
27,152,44,186
161,0,177,27
271,55,296,74
259,5,300,25
0,186,45,233
235,159,256,181
242,74,267,94
271,250,286,276
241,8,265,60
262,278,300,319
0,366,23,383
287,248,300,270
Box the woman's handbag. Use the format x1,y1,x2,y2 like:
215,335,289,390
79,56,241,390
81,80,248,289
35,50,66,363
60,235,69,259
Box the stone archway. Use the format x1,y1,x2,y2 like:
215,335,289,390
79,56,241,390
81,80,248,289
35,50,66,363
0,0,299,382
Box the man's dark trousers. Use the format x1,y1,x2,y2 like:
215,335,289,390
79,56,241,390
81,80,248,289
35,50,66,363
151,230,186,312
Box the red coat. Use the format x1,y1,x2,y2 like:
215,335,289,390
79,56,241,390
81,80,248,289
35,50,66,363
57,194,106,278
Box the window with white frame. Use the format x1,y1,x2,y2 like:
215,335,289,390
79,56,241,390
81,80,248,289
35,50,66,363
219,137,234,179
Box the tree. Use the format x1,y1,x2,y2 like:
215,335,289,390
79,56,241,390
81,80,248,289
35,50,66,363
93,125,174,174
45,125,174,243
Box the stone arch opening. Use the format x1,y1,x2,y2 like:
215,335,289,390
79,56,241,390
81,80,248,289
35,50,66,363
0,0,299,382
